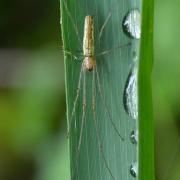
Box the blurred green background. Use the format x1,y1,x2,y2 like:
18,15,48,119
0,0,180,180
0,0,70,179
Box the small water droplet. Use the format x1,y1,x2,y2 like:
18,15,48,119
130,130,138,144
130,162,138,177
123,67,138,120
122,9,141,39
132,51,138,63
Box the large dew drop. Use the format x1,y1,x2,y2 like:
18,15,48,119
130,162,138,177
123,67,138,120
122,9,141,39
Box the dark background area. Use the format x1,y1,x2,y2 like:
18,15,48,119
0,0,69,180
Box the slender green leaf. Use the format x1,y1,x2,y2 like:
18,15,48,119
60,0,154,179
138,0,154,180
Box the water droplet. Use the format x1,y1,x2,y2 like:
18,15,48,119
130,130,138,144
123,67,138,120
132,51,138,63
130,162,138,177
122,9,141,39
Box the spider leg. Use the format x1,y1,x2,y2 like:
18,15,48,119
96,42,131,57
95,67,125,141
62,0,83,48
67,63,84,137
92,66,116,180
